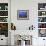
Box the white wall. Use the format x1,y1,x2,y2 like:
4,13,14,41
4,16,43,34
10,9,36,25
11,0,46,46
11,0,46,30
11,0,38,30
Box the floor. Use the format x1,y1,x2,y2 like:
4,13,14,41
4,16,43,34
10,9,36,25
0,45,8,46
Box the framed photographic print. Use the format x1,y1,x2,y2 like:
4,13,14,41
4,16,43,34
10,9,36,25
17,10,29,20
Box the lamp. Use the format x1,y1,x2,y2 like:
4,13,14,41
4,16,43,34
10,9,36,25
11,23,16,30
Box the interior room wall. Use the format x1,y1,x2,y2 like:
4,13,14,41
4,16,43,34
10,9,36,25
11,0,46,30
11,0,38,30
11,0,46,46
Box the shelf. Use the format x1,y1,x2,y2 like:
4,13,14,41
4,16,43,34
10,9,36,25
38,15,46,17
38,10,46,11
0,3,8,37
0,10,8,11
0,11,8,16
0,16,8,17
38,3,46,37
0,22,8,23
38,28,46,29
38,22,46,23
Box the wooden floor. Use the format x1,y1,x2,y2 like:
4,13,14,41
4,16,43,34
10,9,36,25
0,45,8,46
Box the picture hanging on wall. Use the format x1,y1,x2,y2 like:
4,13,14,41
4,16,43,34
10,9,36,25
17,10,29,20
